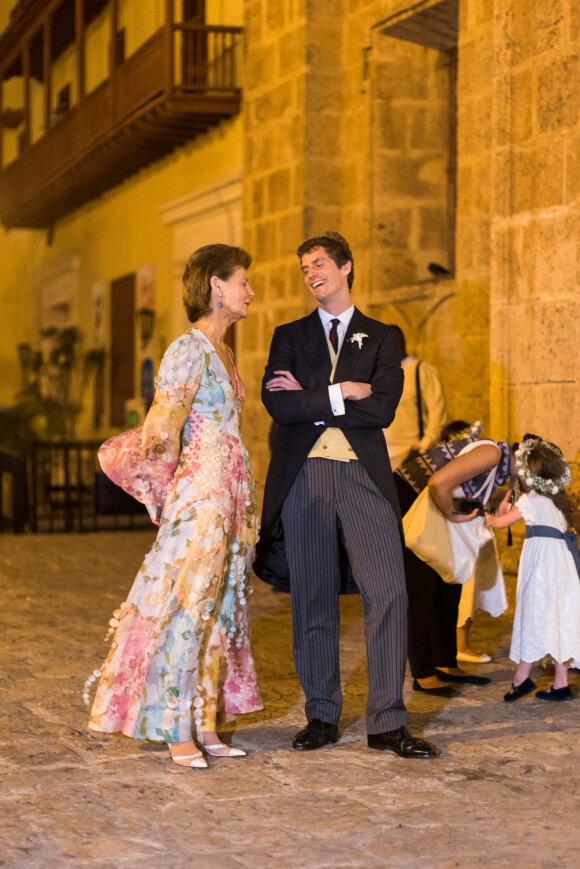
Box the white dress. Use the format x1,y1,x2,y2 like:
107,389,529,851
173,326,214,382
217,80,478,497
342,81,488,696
510,491,580,666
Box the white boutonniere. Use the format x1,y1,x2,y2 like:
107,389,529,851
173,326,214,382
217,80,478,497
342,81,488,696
349,332,368,349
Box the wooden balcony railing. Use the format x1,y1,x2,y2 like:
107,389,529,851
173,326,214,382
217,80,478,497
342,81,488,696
0,22,242,228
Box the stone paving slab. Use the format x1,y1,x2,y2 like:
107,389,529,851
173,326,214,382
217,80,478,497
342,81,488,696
1,532,580,868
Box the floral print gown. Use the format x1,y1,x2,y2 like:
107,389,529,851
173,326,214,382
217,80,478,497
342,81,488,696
89,329,262,742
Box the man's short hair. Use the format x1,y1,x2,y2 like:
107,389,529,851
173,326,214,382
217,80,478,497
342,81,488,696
386,324,406,360
297,231,355,290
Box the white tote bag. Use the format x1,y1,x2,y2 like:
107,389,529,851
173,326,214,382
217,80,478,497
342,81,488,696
402,464,496,585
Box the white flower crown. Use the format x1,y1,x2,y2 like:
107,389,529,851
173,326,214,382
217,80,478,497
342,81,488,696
514,437,571,495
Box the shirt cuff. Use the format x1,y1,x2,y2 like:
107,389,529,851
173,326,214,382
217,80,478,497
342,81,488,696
328,383,345,416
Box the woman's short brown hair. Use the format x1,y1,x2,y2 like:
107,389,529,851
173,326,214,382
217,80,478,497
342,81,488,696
182,244,252,322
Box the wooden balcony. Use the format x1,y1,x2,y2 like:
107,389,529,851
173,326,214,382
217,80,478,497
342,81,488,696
0,22,242,228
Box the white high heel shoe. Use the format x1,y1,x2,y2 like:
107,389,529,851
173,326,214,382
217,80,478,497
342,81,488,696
197,730,246,758
203,743,246,758
169,744,208,769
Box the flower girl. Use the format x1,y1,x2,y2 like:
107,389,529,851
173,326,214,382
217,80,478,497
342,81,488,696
486,435,580,702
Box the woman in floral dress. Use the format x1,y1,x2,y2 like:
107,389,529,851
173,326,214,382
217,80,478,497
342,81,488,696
87,244,262,768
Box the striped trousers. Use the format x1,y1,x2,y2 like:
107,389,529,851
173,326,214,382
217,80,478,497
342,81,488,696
281,458,408,734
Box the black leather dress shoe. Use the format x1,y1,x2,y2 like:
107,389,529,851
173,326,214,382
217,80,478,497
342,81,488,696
368,726,436,758
412,678,457,697
434,669,491,686
292,719,339,751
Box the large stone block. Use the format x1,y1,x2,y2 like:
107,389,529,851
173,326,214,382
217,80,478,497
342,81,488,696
490,147,512,219
511,69,534,146
524,211,579,298
245,44,278,89
304,160,342,205
532,136,565,210
255,218,279,261
306,25,343,69
245,0,265,44
509,382,578,456
303,204,343,238
464,0,494,28
375,249,418,287
341,158,368,205
511,147,534,214
419,207,447,251
254,82,296,124
252,177,265,220
267,264,288,299
504,297,579,385
472,215,491,271
455,218,475,272
458,39,493,96
409,105,449,152
373,99,410,151
537,54,580,133
473,161,492,213
267,168,292,213
452,280,490,338
510,1,537,67
304,71,343,113
304,114,342,160
241,308,263,353
246,128,275,172
489,220,519,301
266,0,286,32
572,0,580,45
375,153,445,198
564,131,580,203
278,213,304,257
374,56,429,102
278,25,306,75
459,96,496,158
341,109,369,157
536,0,565,55
374,209,412,249
305,0,344,25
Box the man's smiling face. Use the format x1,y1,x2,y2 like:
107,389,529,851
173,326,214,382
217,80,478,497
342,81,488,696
300,247,351,308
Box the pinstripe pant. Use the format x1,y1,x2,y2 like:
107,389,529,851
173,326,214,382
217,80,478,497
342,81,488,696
281,458,408,734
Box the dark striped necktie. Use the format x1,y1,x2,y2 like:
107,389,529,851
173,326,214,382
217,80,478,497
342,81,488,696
328,318,340,353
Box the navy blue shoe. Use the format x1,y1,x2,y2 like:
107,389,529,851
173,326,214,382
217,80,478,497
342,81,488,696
535,686,573,702
504,677,536,702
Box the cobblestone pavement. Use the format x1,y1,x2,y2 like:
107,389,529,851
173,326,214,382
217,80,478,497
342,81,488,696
1,531,579,868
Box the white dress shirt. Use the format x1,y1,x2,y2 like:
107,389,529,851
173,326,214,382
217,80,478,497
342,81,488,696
318,305,354,417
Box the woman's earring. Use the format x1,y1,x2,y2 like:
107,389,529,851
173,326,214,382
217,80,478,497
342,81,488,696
217,293,223,309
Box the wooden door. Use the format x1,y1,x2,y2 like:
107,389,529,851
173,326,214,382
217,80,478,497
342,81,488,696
110,274,135,427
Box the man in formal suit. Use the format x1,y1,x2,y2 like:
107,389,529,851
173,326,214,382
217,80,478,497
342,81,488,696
254,232,436,758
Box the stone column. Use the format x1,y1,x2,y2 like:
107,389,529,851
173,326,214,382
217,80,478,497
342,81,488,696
241,0,344,489
488,0,580,461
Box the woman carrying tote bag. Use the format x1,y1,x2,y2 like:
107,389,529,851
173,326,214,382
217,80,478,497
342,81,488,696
398,432,511,694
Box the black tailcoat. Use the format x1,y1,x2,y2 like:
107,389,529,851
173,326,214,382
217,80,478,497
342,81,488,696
253,308,404,592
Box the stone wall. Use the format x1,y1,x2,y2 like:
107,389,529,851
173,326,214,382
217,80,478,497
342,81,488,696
241,0,580,501
488,0,580,463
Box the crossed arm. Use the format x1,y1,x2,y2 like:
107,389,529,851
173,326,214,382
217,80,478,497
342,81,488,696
262,326,403,429
266,370,371,401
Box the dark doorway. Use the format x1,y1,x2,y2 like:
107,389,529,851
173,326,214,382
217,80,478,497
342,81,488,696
110,274,135,427
182,0,207,87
